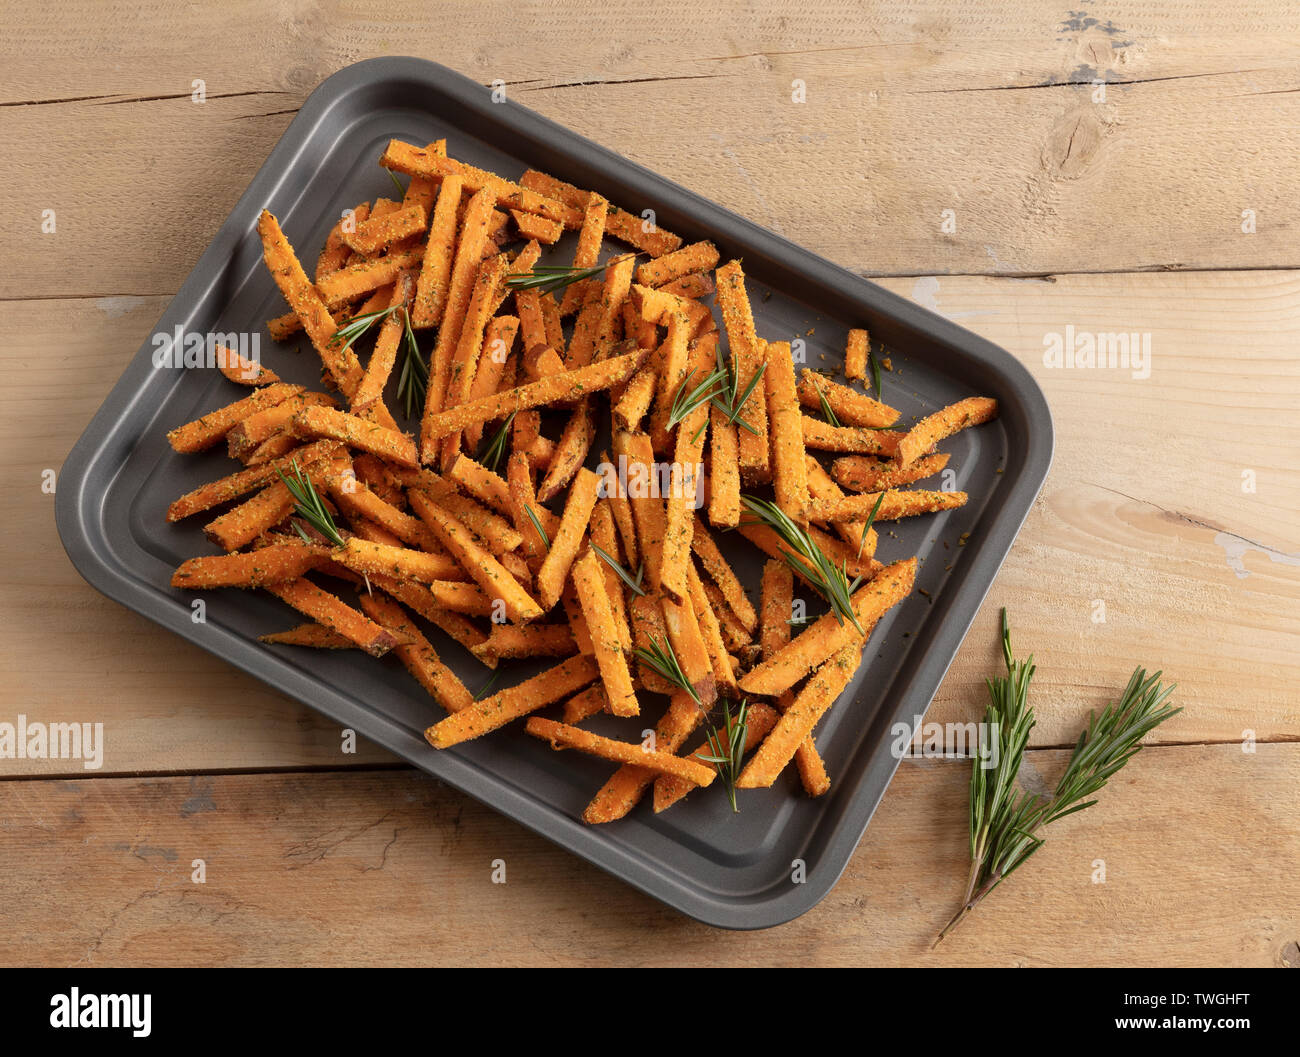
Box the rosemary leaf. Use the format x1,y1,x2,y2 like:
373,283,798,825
811,374,841,428
869,344,883,399
856,491,885,559
590,544,645,597
524,505,551,550
396,306,427,419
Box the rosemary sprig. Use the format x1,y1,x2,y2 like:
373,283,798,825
396,306,426,419
329,305,394,355
276,459,346,548
631,635,700,706
740,495,864,634
632,635,755,813
590,544,645,597
811,374,841,428
868,344,883,399
667,365,726,433
330,302,426,419
936,611,1180,944
694,698,750,812
505,252,640,294
478,411,516,473
857,491,885,559
387,170,406,198
712,346,765,436
524,506,551,549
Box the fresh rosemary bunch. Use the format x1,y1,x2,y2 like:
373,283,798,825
276,459,346,548
631,635,751,813
936,611,1180,943
504,253,640,294
740,495,864,634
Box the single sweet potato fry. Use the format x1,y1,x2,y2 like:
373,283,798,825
804,489,968,523
359,592,474,713
264,578,398,658
526,718,714,787
571,549,639,717
171,541,326,590
535,467,601,611
831,452,950,493
844,328,869,382
896,396,999,466
797,368,899,428
167,382,302,453
425,654,599,747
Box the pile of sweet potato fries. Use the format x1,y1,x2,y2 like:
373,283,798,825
165,138,998,821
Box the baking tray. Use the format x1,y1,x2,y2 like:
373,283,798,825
56,56,1052,930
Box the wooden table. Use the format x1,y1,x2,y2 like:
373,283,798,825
2,2,1296,967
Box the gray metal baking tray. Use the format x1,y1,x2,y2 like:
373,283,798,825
56,56,1052,930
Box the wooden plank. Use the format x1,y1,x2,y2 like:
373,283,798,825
4,269,1297,776
4,2,1300,297
0,744,1293,966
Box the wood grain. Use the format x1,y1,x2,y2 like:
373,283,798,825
1,745,1292,966
4,2,1300,299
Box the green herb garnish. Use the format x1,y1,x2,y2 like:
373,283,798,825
857,491,885,559
524,505,550,549
590,544,645,597
632,634,700,706
505,253,640,294
740,495,864,634
396,306,426,419
811,374,841,428
276,459,345,548
694,698,750,812
478,411,516,474
936,611,1180,944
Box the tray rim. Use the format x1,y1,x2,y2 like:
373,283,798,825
56,55,1054,931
